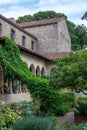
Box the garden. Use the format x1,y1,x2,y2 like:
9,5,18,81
0,36,87,130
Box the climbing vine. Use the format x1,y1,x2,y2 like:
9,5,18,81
0,36,75,116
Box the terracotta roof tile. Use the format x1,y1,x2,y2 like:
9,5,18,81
42,52,70,60
18,17,65,28
18,45,52,61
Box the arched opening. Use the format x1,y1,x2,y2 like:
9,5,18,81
30,64,35,73
50,67,56,76
41,67,45,76
36,66,40,76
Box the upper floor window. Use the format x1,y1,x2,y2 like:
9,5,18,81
22,36,26,46
10,29,15,40
31,41,34,50
0,23,2,35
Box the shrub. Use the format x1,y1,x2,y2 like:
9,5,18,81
13,117,53,130
81,123,87,130
0,106,21,129
75,98,87,115
55,121,81,130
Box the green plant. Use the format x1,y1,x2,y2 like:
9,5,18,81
81,123,87,130
75,98,87,115
13,117,53,130
0,106,21,129
55,121,81,130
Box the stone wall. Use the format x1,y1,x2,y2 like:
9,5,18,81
24,19,71,55
21,51,54,76
0,18,37,52
0,92,32,105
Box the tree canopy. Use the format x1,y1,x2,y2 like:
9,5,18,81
50,50,87,94
81,11,87,20
16,10,66,23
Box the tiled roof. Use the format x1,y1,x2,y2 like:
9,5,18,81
18,17,65,28
42,52,70,60
18,45,52,61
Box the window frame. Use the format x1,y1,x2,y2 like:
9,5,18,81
31,41,34,50
22,36,26,46
10,29,15,40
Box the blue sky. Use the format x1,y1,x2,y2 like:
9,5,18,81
0,0,87,26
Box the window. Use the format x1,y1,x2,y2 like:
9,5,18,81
0,23,2,35
22,36,26,46
31,41,34,50
10,29,15,40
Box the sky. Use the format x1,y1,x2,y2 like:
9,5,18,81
0,0,87,27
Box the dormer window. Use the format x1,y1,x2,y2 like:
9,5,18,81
22,36,26,46
31,41,34,50
10,29,15,40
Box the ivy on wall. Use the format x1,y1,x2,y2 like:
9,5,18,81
0,36,74,116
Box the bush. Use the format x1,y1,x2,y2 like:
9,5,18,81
40,91,75,116
55,121,81,130
75,98,87,115
0,106,21,129
81,123,87,130
13,117,53,130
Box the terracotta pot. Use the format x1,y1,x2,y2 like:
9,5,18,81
22,89,26,93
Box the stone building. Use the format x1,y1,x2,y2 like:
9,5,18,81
0,14,71,76
0,14,71,104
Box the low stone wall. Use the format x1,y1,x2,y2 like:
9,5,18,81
0,92,32,105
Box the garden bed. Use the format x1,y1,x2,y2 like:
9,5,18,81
75,114,87,123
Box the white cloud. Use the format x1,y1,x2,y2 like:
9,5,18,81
0,0,87,27
0,0,21,4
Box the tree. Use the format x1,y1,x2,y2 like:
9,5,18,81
32,11,67,21
16,15,33,23
81,12,87,20
50,50,87,94
16,10,67,23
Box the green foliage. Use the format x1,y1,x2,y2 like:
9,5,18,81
0,106,21,129
11,101,34,117
50,50,87,93
0,36,75,116
75,98,87,115
13,117,53,130
67,21,87,50
55,121,81,130
81,123,87,130
16,10,66,23
81,12,87,20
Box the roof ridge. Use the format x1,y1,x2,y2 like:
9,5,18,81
0,14,37,40
18,17,65,28
19,17,64,25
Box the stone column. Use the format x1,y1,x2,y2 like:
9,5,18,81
19,80,22,93
9,81,13,94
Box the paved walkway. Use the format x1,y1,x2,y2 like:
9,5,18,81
56,112,74,123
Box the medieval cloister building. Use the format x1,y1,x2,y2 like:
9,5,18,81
0,14,71,104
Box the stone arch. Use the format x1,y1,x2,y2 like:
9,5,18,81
30,64,35,73
36,66,40,76
50,67,56,75
41,67,45,76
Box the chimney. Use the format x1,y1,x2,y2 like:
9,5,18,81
8,17,16,23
